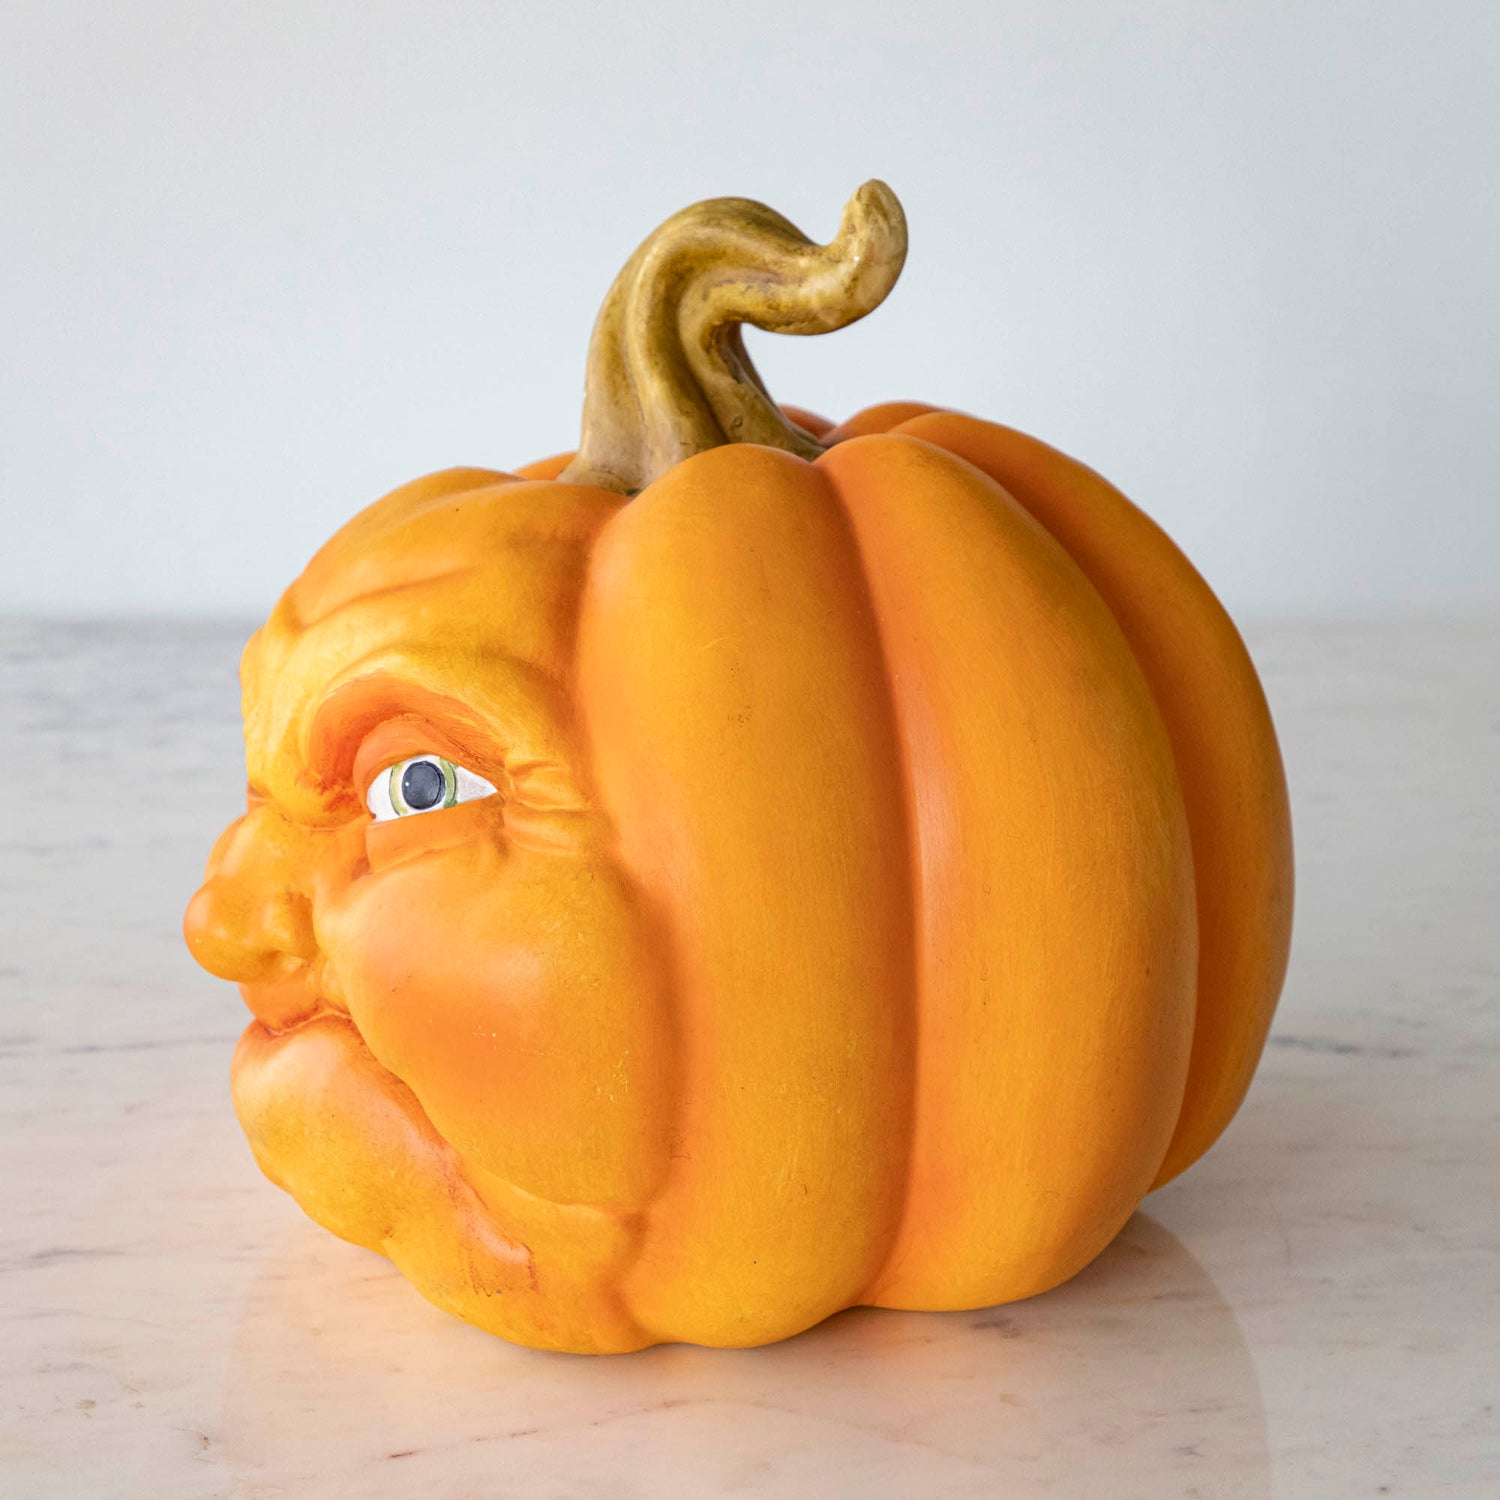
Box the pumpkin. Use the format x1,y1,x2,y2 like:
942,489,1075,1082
183,182,1292,1353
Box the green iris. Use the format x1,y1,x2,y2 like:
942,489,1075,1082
389,755,458,816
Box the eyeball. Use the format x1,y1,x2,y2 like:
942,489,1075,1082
366,755,497,822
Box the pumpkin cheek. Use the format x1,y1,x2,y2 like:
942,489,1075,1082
323,832,671,1211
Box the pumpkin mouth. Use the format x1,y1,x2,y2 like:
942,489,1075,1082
229,1007,538,1278
236,937,358,1033
233,956,489,1253
230,927,472,1208
237,976,331,1034
230,1007,458,1192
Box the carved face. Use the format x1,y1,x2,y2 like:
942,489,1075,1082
184,467,670,1351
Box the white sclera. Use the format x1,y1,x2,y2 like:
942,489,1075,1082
366,755,498,822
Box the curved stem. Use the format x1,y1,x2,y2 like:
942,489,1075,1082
560,181,907,494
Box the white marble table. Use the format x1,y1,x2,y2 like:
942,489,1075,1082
1,617,1495,1499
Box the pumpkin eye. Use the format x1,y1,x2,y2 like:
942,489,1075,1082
366,755,497,822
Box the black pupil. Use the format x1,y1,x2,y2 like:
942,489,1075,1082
401,759,446,811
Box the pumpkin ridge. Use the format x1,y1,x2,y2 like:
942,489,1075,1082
576,445,916,1344
887,412,1293,1188
819,432,1197,1309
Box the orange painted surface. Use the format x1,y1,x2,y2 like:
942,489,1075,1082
872,410,1294,1188
186,410,1290,1351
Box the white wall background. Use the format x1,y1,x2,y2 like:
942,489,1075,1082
2,1,1496,617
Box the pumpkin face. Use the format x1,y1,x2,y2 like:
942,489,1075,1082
184,184,1291,1353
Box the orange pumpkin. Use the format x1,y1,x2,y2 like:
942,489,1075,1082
183,182,1292,1353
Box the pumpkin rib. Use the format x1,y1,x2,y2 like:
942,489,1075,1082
576,444,917,1346
820,433,1198,1310
886,413,1293,1187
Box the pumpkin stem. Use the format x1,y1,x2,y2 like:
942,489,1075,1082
559,181,907,494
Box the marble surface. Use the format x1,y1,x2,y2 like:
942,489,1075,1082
1,616,1496,1499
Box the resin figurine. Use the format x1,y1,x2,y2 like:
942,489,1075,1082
184,182,1293,1352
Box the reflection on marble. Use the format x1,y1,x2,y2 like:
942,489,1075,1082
1,618,1497,1498
220,1213,1266,1498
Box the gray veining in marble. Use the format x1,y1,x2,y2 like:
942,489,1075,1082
0,617,1496,1498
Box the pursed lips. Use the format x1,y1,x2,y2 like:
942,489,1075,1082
239,953,346,1032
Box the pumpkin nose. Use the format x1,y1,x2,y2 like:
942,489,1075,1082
183,808,319,986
